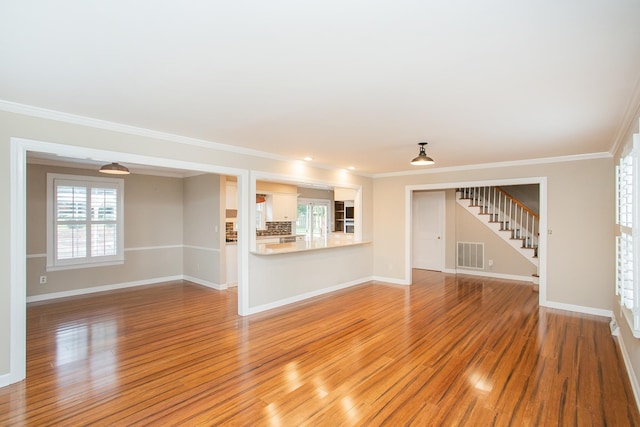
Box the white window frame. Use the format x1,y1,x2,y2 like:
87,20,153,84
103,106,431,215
296,198,331,239
256,194,267,230
616,135,640,337
47,173,125,271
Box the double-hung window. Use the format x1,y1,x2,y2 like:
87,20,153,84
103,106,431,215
47,173,125,270
616,135,640,337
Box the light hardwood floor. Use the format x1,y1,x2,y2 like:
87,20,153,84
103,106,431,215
1,270,638,425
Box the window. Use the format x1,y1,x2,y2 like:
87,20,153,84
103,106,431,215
256,194,267,230
616,135,640,337
47,174,124,270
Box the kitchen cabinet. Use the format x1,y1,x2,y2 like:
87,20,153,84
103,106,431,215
257,237,281,244
334,201,344,232
334,200,354,233
226,182,237,210
266,193,297,222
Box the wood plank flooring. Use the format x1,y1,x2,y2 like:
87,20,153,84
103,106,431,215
1,270,638,425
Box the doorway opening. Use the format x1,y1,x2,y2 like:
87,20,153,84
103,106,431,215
8,137,249,386
406,178,547,308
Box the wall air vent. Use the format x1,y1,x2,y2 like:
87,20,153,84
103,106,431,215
457,242,484,269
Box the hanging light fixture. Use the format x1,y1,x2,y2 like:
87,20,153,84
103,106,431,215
410,142,435,166
99,162,130,175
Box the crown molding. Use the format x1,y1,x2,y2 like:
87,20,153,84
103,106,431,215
0,99,615,179
372,152,612,179
0,99,291,160
610,70,640,157
0,99,374,178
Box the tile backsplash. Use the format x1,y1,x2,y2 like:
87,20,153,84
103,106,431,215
225,221,293,241
256,221,293,236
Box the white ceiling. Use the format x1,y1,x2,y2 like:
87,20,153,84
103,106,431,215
2,1,640,174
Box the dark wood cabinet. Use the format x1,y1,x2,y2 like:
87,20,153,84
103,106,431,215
334,201,344,232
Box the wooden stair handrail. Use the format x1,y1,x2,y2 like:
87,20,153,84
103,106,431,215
495,186,539,219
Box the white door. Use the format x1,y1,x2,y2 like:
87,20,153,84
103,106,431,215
296,199,329,239
412,191,445,271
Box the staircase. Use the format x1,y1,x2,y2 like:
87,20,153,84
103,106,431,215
456,186,539,268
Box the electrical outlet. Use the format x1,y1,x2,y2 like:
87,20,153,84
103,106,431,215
488,260,493,267
39,275,47,284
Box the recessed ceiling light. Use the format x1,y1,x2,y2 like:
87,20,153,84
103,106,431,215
303,157,313,161
348,166,355,170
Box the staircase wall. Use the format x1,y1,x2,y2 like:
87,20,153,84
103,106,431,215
500,184,540,214
455,203,538,278
432,189,537,279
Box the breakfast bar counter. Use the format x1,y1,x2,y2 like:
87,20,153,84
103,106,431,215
252,237,370,255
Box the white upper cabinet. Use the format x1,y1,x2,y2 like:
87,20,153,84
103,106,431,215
266,193,297,221
334,187,357,202
226,182,238,210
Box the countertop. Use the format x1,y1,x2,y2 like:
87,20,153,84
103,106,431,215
256,234,303,240
252,238,370,255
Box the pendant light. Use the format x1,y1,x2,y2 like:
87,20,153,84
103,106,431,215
410,142,435,165
99,162,130,175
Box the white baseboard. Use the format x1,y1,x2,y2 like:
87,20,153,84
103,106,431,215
541,300,613,318
373,269,532,286
183,275,225,290
0,372,15,388
371,275,410,285
455,269,534,282
25,275,184,303
246,277,371,315
612,313,640,411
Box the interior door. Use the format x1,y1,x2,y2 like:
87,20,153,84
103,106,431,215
412,191,445,271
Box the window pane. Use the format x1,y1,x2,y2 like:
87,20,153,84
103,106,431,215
296,204,310,235
91,223,117,257
56,185,87,221
57,224,87,259
91,187,118,221
312,205,327,238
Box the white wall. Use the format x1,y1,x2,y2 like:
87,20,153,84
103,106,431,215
183,174,222,287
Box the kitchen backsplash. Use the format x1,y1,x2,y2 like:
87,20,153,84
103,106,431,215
226,221,293,241
257,221,293,236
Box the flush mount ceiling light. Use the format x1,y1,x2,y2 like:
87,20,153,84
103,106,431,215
410,142,435,166
99,162,130,175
